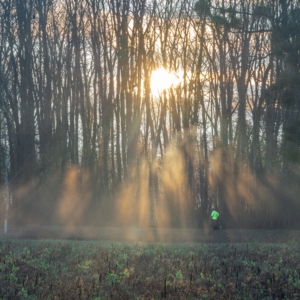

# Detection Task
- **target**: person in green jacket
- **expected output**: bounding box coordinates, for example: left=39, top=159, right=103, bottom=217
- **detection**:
left=211, top=209, right=220, bottom=229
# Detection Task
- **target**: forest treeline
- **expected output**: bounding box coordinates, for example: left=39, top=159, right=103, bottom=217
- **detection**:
left=0, top=0, right=300, bottom=229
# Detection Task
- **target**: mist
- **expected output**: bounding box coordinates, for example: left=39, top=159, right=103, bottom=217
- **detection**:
left=1, top=135, right=299, bottom=242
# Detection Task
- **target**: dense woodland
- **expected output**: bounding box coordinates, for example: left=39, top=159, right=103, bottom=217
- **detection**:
left=0, top=0, right=300, bottom=229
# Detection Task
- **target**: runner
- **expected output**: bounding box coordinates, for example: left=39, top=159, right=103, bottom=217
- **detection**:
left=211, top=209, right=220, bottom=229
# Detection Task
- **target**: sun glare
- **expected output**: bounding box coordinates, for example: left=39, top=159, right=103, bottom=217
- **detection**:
left=150, top=68, right=182, bottom=97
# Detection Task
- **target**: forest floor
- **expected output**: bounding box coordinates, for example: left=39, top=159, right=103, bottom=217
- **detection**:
left=3, top=226, right=300, bottom=243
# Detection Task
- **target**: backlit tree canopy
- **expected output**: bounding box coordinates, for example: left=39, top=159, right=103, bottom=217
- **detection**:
left=0, top=0, right=300, bottom=229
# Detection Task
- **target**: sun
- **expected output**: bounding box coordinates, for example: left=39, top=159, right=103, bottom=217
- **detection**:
left=150, top=68, right=182, bottom=97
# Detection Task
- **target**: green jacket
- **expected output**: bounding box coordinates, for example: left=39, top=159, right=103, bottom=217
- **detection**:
left=211, top=210, right=219, bottom=220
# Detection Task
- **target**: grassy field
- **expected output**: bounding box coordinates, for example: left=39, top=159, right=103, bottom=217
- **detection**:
left=0, top=228, right=300, bottom=299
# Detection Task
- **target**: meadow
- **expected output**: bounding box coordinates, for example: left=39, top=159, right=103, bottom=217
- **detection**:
left=0, top=228, right=300, bottom=299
